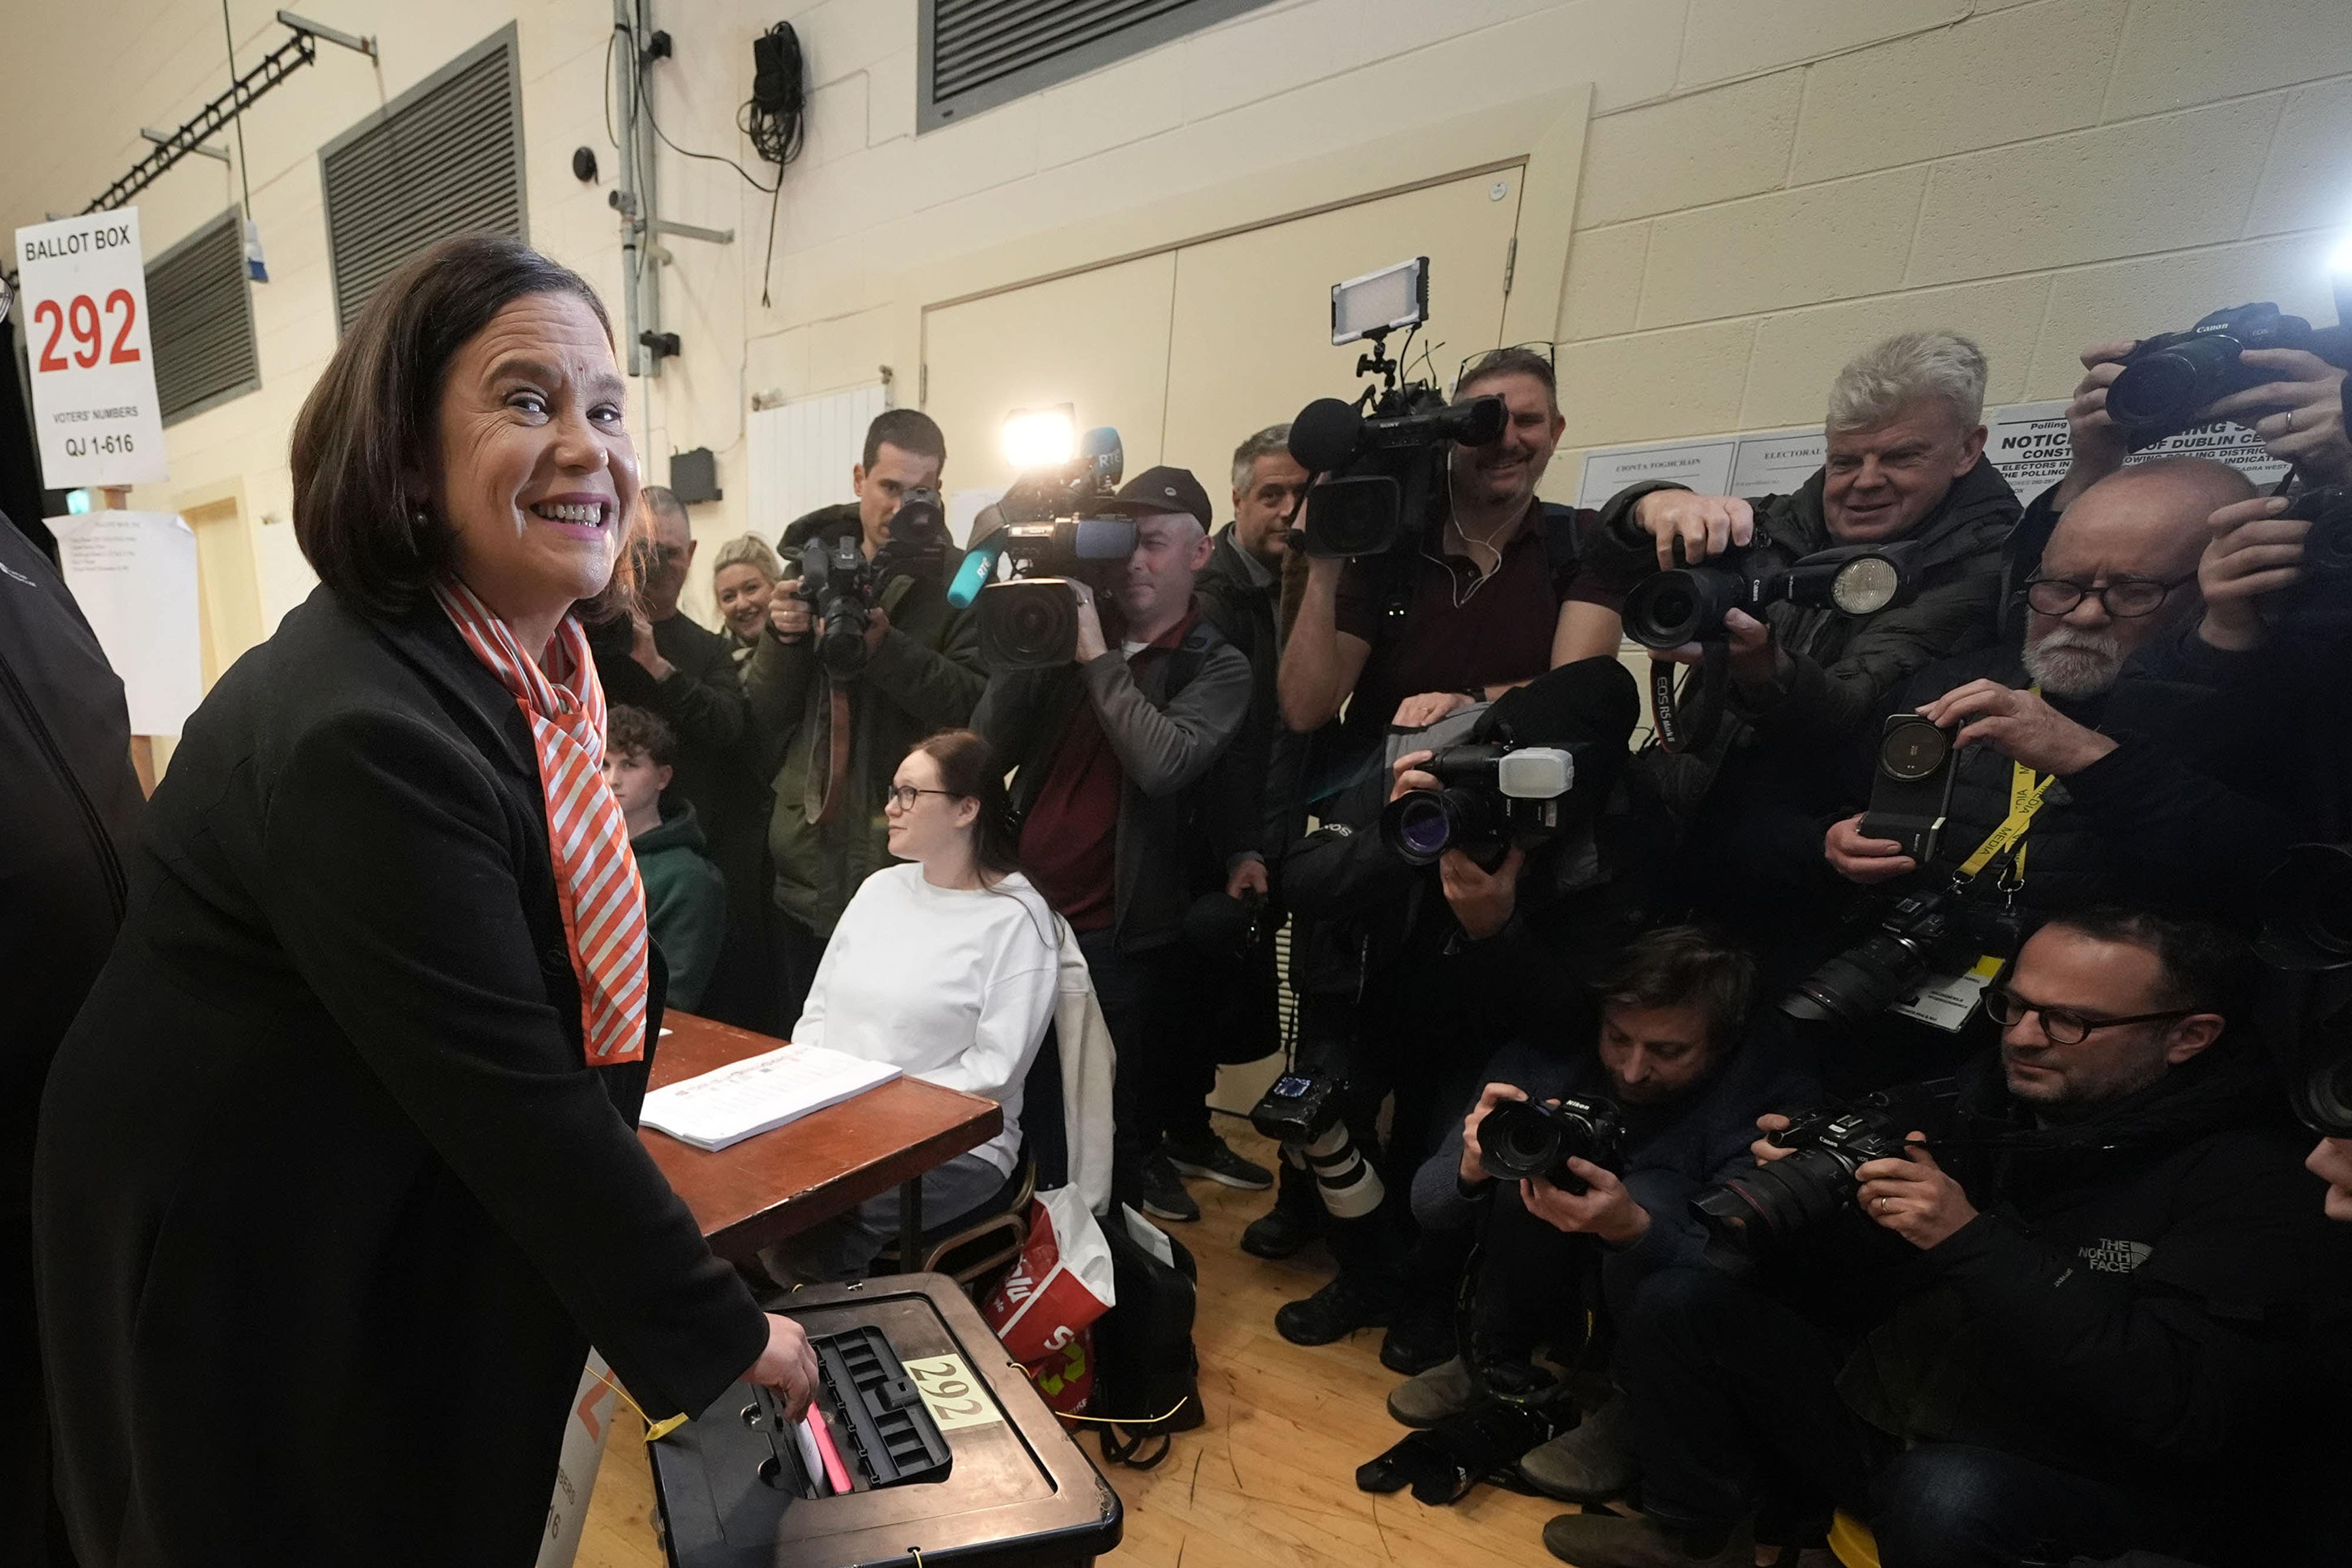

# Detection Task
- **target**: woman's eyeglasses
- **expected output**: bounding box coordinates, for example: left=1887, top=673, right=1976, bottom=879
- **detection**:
left=2022, top=574, right=2193, bottom=618
left=884, top=785, right=957, bottom=811
left=1983, top=987, right=2194, bottom=1045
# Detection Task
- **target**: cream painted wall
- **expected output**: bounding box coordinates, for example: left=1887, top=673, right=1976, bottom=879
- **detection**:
left=8, top=0, right=2351, bottom=643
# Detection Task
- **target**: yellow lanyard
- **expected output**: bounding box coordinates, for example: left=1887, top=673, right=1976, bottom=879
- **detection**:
left=1949, top=684, right=2059, bottom=883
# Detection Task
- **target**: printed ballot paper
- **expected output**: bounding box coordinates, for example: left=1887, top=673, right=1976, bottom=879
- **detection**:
left=639, top=1044, right=902, bottom=1151
left=49, top=510, right=201, bottom=736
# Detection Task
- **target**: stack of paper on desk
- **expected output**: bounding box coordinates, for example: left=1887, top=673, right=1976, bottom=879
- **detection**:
left=639, top=1044, right=902, bottom=1152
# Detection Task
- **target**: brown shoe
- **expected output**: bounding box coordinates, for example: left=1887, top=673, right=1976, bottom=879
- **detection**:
left=1541, top=1510, right=1752, bottom=1568
left=1518, top=1392, right=1636, bottom=1502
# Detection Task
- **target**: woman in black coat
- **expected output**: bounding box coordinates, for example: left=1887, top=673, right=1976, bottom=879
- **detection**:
left=32, top=237, right=817, bottom=1566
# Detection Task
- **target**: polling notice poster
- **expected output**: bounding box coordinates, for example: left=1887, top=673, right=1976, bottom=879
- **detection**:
left=14, top=209, right=167, bottom=487
left=49, top=510, right=199, bottom=735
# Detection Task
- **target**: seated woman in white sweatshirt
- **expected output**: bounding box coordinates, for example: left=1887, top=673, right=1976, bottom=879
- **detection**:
left=769, top=728, right=1058, bottom=1282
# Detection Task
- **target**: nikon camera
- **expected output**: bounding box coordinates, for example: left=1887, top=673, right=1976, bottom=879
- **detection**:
left=1477, top=1095, right=1625, bottom=1196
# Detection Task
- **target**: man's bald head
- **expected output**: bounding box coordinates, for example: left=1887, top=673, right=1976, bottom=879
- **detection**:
left=2049, top=458, right=2254, bottom=585
left=2024, top=458, right=2254, bottom=697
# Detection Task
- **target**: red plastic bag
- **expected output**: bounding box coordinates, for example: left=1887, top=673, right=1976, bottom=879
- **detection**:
left=981, top=1185, right=1115, bottom=1364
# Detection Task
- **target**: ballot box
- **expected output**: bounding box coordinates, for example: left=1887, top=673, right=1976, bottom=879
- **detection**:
left=650, top=1273, right=1122, bottom=1567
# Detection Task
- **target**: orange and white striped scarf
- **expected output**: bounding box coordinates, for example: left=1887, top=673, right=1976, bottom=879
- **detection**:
left=433, top=580, right=650, bottom=1064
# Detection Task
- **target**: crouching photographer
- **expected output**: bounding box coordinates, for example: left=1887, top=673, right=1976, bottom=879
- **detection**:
left=1541, top=908, right=2347, bottom=1568
left=1385, top=928, right=1818, bottom=1508
left=1252, top=659, right=1646, bottom=1361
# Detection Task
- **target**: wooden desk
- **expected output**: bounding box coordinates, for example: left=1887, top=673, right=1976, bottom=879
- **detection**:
left=641, top=1012, right=1003, bottom=1265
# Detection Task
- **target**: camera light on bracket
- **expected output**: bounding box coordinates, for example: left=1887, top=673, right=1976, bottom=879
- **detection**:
left=1830, top=553, right=1903, bottom=616
left=1001, top=404, right=1076, bottom=471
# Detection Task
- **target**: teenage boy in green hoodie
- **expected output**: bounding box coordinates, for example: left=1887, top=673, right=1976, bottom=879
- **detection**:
left=606, top=704, right=727, bottom=1012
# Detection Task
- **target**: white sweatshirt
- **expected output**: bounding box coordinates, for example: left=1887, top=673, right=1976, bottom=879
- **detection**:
left=791, top=864, right=1058, bottom=1175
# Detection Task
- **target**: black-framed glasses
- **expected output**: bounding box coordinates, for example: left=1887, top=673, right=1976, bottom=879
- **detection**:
left=1984, top=987, right=2194, bottom=1045
left=2022, top=574, right=2193, bottom=619
left=884, top=785, right=957, bottom=811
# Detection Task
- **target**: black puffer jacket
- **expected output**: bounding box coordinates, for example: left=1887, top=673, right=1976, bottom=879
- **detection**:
left=1840, top=1046, right=2347, bottom=1502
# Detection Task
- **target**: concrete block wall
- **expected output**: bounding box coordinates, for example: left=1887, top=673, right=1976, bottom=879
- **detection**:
left=6, top=0, right=2351, bottom=641
left=1550, top=0, right=2352, bottom=478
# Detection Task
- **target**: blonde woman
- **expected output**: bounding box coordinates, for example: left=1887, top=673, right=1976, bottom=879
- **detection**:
left=710, top=531, right=783, bottom=680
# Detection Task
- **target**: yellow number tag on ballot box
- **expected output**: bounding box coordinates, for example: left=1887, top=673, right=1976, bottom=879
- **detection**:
left=903, top=1353, right=1004, bottom=1433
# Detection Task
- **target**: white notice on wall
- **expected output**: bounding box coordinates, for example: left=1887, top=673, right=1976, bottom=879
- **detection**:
left=1984, top=402, right=2290, bottom=496
left=50, top=511, right=201, bottom=736
left=1729, top=427, right=1827, bottom=496
left=14, top=209, right=167, bottom=487
left=1576, top=438, right=1736, bottom=509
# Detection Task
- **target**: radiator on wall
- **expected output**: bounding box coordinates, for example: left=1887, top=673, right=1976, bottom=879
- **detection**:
left=746, top=382, right=889, bottom=547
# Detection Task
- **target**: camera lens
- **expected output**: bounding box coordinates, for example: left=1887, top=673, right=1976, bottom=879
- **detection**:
left=1690, top=1147, right=1861, bottom=1262
left=1625, top=567, right=1741, bottom=650
left=1780, top=929, right=1935, bottom=1028
left=1382, top=792, right=1455, bottom=865
left=2109, top=336, right=2237, bottom=434
left=2307, top=497, right=2352, bottom=575
left=1477, top=1102, right=1559, bottom=1183
left=1878, top=718, right=1950, bottom=783
left=2296, top=1046, right=2352, bottom=1139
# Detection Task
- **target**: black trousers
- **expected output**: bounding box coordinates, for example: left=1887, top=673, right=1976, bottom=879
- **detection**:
left=1470, top=1182, right=1594, bottom=1366
left=1616, top=1265, right=2196, bottom=1566
left=1076, top=928, right=1186, bottom=1208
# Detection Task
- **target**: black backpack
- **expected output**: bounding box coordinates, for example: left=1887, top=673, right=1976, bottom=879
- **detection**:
left=1087, top=1209, right=1204, bottom=1468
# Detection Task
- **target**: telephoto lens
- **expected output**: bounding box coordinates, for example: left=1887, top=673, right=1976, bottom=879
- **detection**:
left=1299, top=1119, right=1384, bottom=1218
left=1688, top=1104, right=1912, bottom=1266
left=1780, top=891, right=1954, bottom=1028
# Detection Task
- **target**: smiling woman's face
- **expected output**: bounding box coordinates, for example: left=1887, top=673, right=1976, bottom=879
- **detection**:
left=432, top=291, right=639, bottom=631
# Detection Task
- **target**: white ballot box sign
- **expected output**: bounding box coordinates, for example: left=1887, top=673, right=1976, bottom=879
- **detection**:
left=538, top=1352, right=619, bottom=1568
left=51, top=510, right=201, bottom=736
left=15, top=209, right=168, bottom=487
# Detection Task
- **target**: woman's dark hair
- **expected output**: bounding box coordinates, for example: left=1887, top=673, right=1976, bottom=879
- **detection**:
left=1596, top=925, right=1758, bottom=1051
left=289, top=235, right=645, bottom=620
left=912, top=728, right=1020, bottom=879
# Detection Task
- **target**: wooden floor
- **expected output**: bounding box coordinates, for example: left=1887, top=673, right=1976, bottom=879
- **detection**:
left=578, top=1122, right=1576, bottom=1567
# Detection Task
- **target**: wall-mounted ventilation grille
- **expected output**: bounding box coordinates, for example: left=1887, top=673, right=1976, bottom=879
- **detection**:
left=148, top=209, right=259, bottom=426
left=921, top=0, right=1270, bottom=132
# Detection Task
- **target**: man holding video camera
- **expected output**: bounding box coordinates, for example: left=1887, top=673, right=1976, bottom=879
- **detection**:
left=1278, top=346, right=1625, bottom=778
left=1391, top=928, right=1818, bottom=1501
left=971, top=466, right=1254, bottom=1216
left=749, top=409, right=985, bottom=1024
left=1541, top=908, right=2344, bottom=1568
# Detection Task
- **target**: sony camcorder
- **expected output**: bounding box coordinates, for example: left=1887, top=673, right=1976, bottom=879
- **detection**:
left=954, top=428, right=1136, bottom=668
left=1287, top=256, right=1508, bottom=560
